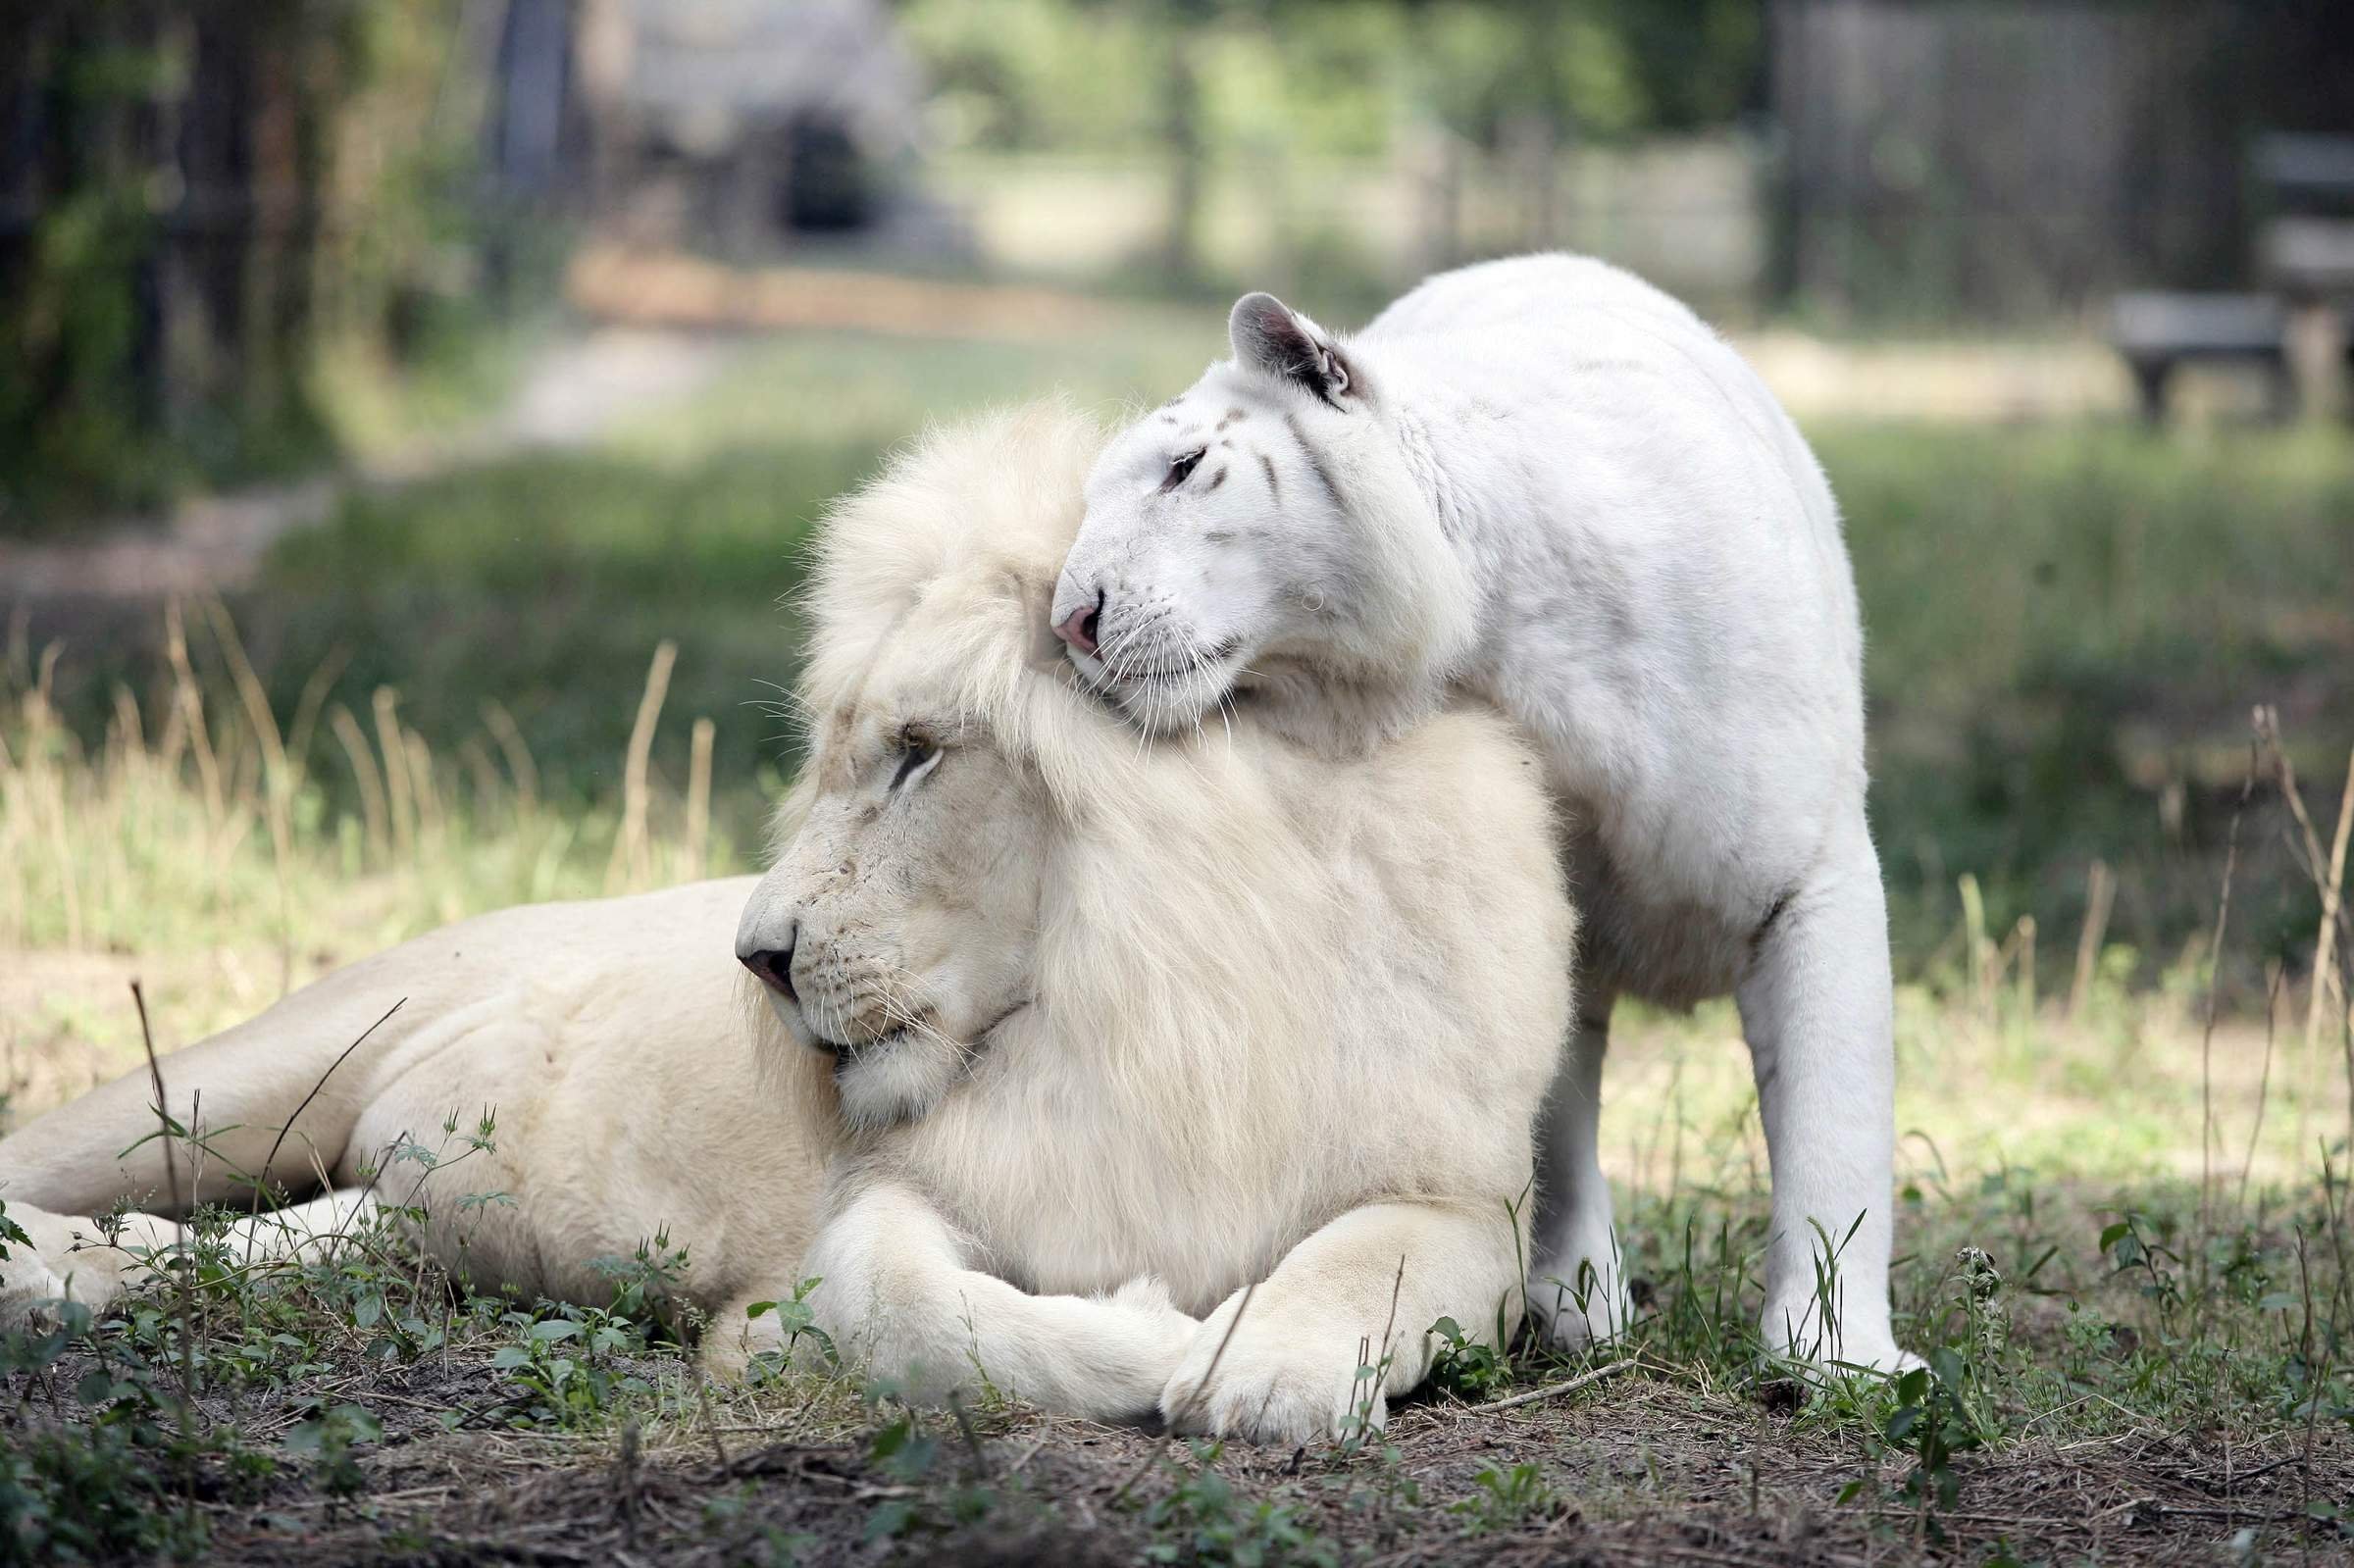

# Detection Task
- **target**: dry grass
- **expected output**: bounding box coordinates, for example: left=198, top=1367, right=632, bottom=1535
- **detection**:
left=0, top=608, right=729, bottom=1099
left=4, top=618, right=2354, bottom=1567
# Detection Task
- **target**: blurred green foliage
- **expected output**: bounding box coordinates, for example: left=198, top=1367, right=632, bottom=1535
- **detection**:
left=0, top=3, right=502, bottom=532
left=1, top=0, right=1766, bottom=528
left=907, top=0, right=1763, bottom=155
left=1824, top=422, right=2354, bottom=980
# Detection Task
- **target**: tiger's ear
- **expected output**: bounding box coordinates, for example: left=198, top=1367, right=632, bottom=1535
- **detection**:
left=1228, top=292, right=1354, bottom=404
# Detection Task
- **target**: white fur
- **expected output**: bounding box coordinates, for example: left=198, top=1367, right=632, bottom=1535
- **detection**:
left=739, top=402, right=1574, bottom=1434
left=1052, top=255, right=1915, bottom=1372
left=2, top=404, right=1574, bottom=1442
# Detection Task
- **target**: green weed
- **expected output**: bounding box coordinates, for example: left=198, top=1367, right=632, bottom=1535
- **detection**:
left=1450, top=1462, right=1556, bottom=1535
left=1424, top=1315, right=1509, bottom=1402
left=1141, top=1442, right=1337, bottom=1568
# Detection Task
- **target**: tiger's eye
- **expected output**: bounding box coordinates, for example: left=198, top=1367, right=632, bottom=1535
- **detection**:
left=1162, top=448, right=1206, bottom=490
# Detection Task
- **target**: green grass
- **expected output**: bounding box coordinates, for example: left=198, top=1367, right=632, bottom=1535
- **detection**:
left=31, top=327, right=1218, bottom=856
left=30, top=326, right=2348, bottom=987
left=1, top=1013, right=2348, bottom=1564
left=0, top=996, right=2348, bottom=1562
left=5, top=496, right=2354, bottom=1560
left=1823, top=422, right=2354, bottom=979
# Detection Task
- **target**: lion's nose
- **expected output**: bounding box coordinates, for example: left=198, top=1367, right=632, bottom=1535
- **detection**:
left=737, top=922, right=797, bottom=1000
left=1053, top=588, right=1103, bottom=656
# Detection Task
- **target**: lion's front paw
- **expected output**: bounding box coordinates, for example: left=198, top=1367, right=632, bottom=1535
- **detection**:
left=1159, top=1289, right=1388, bottom=1444
left=1103, top=1276, right=1202, bottom=1389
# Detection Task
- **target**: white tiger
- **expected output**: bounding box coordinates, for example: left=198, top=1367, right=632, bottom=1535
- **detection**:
left=1049, top=254, right=1915, bottom=1374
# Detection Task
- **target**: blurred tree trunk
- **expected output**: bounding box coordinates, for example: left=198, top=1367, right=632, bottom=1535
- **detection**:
left=1158, top=1, right=1209, bottom=285
left=0, top=1, right=369, bottom=528
left=1516, top=0, right=1563, bottom=250
left=0, top=4, right=172, bottom=517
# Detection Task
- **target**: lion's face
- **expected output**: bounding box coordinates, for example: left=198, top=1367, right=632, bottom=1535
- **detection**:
left=736, top=691, right=1049, bottom=1128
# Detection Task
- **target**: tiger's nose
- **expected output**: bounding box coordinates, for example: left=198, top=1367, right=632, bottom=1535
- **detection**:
left=737, top=923, right=797, bottom=1000
left=1053, top=589, right=1103, bottom=656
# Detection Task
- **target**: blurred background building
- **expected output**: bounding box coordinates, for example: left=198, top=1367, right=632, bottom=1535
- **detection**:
left=569, top=0, right=946, bottom=255
left=1770, top=0, right=2354, bottom=318
left=6, top=0, right=2352, bottom=527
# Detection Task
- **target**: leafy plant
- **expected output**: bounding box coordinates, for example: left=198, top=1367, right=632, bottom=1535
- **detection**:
left=0, top=1199, right=30, bottom=1260
left=1452, top=1462, right=1556, bottom=1535
left=1142, top=1442, right=1337, bottom=1568
left=1878, top=1351, right=1990, bottom=1530
left=2100, top=1213, right=2185, bottom=1325
left=742, top=1276, right=838, bottom=1377
left=0, top=1419, right=212, bottom=1563
left=283, top=1398, right=384, bottom=1505
left=491, top=1306, right=649, bottom=1429
left=1425, top=1314, right=1509, bottom=1401
left=592, top=1229, right=691, bottom=1324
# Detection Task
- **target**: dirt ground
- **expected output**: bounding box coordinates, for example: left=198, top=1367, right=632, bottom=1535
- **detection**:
left=27, top=1352, right=2339, bottom=1567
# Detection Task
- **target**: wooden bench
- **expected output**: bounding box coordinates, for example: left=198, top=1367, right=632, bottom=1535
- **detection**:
left=2108, top=291, right=2292, bottom=423
left=2252, top=133, right=2354, bottom=218
left=2264, top=218, right=2354, bottom=301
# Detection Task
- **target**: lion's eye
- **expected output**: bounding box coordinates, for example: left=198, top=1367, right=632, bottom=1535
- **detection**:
left=1160, top=448, right=1206, bottom=491
left=890, top=738, right=941, bottom=791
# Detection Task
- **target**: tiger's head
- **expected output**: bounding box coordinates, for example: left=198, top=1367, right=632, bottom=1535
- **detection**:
left=1049, top=293, right=1473, bottom=750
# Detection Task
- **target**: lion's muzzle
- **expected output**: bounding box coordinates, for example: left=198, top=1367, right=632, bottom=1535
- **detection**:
left=737, top=920, right=797, bottom=1003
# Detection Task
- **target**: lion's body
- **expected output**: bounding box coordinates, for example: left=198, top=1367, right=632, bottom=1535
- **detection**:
left=742, top=403, right=1572, bottom=1435
left=0, top=879, right=832, bottom=1325
left=2, top=403, right=1572, bottom=1442
left=886, top=710, right=1561, bottom=1314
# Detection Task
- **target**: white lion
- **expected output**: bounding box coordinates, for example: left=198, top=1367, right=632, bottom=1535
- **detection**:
left=0, top=402, right=1572, bottom=1442
left=1049, top=254, right=1913, bottom=1373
